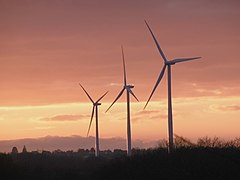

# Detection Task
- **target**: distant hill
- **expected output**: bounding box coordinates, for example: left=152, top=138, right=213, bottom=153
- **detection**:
left=0, top=135, right=158, bottom=153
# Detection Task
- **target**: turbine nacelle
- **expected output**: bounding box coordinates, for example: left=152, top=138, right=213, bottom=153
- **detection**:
left=125, top=85, right=134, bottom=89
left=94, top=102, right=101, bottom=106
left=165, top=60, right=176, bottom=65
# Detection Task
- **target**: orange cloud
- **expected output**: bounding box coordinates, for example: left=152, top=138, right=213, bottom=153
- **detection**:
left=217, top=105, right=240, bottom=111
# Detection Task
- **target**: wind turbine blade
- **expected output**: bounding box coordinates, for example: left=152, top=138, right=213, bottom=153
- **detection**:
left=144, top=64, right=167, bottom=109
left=79, top=83, right=94, bottom=103
left=96, top=91, right=109, bottom=103
left=171, top=57, right=201, bottom=64
left=105, top=88, right=125, bottom=112
left=121, top=46, right=127, bottom=86
left=87, top=106, right=95, bottom=136
left=144, top=20, right=167, bottom=62
left=128, top=89, right=139, bottom=102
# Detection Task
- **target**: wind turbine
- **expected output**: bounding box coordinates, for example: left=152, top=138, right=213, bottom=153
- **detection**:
left=106, top=46, right=139, bottom=156
left=144, top=20, right=201, bottom=153
left=79, top=84, right=108, bottom=157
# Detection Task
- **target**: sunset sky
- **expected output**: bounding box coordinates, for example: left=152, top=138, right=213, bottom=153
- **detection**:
left=0, top=0, right=240, bottom=147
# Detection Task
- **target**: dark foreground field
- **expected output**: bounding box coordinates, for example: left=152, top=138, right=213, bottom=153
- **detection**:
left=1, top=137, right=240, bottom=180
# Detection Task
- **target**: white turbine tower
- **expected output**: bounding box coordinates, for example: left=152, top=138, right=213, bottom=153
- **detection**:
left=106, top=46, right=139, bottom=157
left=144, top=20, right=201, bottom=153
left=79, top=84, right=108, bottom=157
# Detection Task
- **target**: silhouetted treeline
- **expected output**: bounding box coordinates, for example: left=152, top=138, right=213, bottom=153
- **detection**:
left=0, top=136, right=240, bottom=180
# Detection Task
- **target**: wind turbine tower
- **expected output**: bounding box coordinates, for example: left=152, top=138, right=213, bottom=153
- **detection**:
left=106, top=46, right=139, bottom=156
left=144, top=20, right=201, bottom=153
left=79, top=84, right=108, bottom=157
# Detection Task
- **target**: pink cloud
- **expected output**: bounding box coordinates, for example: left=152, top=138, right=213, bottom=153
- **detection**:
left=40, top=114, right=89, bottom=121
left=1, top=0, right=240, bottom=107
left=132, top=110, right=167, bottom=122
left=135, top=110, right=161, bottom=115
